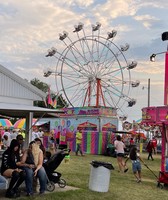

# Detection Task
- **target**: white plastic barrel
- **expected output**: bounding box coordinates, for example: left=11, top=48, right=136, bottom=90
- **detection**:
left=89, top=161, right=113, bottom=192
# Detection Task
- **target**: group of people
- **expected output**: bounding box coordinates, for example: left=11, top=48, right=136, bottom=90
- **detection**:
left=0, top=127, right=26, bottom=150
left=0, top=136, right=48, bottom=198
left=114, top=135, right=146, bottom=183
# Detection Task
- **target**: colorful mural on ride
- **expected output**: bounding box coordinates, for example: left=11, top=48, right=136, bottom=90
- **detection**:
left=43, top=107, right=118, bottom=155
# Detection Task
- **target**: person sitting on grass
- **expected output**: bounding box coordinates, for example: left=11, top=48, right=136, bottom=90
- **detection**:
left=124, top=146, right=144, bottom=183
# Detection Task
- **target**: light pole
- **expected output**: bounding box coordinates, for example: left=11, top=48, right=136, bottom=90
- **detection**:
left=142, top=78, right=150, bottom=107
left=147, top=78, right=150, bottom=107
left=149, top=31, right=168, bottom=172
left=150, top=51, right=168, bottom=105
left=150, top=32, right=168, bottom=105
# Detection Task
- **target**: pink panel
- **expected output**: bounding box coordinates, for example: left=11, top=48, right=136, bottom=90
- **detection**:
left=142, top=107, right=157, bottom=123
left=158, top=107, right=168, bottom=123
left=164, top=52, right=168, bottom=105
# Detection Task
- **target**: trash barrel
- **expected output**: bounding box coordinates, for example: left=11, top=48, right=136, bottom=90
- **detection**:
left=89, top=160, right=114, bottom=192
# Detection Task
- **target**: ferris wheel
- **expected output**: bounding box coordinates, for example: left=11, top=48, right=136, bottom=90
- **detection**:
left=44, top=22, right=140, bottom=117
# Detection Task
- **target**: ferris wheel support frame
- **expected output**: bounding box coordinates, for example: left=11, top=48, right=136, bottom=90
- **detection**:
left=83, top=78, right=106, bottom=107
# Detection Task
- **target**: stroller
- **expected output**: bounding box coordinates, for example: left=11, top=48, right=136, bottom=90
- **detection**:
left=43, top=149, right=70, bottom=192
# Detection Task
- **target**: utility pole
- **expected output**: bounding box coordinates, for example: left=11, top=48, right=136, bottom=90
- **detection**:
left=148, top=78, right=150, bottom=107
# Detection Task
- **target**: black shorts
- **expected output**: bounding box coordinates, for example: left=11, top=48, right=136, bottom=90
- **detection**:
left=117, top=153, right=124, bottom=157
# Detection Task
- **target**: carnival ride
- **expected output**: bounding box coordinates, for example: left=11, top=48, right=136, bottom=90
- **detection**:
left=44, top=22, right=140, bottom=118
left=141, top=32, right=168, bottom=188
left=44, top=22, right=141, bottom=155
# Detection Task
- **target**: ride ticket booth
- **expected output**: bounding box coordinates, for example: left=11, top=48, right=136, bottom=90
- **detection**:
left=142, top=106, right=168, bottom=187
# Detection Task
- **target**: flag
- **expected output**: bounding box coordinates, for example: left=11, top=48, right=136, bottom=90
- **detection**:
left=53, top=97, right=57, bottom=108
left=53, top=93, right=59, bottom=109
left=47, top=87, right=53, bottom=106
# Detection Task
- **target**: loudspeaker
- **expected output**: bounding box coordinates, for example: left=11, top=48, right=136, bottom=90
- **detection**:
left=162, top=32, right=168, bottom=41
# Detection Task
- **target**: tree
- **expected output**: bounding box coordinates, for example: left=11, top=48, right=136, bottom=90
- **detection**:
left=30, top=78, right=68, bottom=108
left=30, top=78, right=49, bottom=93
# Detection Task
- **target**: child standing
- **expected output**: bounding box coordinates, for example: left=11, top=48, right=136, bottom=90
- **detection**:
left=125, top=146, right=143, bottom=183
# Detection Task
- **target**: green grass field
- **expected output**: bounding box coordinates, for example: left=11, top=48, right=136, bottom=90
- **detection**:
left=10, top=152, right=168, bottom=200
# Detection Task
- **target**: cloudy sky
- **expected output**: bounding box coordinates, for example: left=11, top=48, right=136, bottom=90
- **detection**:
left=0, top=0, right=168, bottom=123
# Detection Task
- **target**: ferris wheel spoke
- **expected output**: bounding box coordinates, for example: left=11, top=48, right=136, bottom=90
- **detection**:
left=103, top=85, right=124, bottom=99
left=61, top=61, right=93, bottom=79
left=75, top=32, right=88, bottom=62
left=60, top=55, right=91, bottom=77
left=63, top=81, right=88, bottom=106
left=55, top=51, right=84, bottom=73
left=61, top=73, right=83, bottom=79
left=100, top=38, right=127, bottom=71
left=104, top=85, right=132, bottom=105
left=80, top=38, right=97, bottom=69
left=103, top=90, right=119, bottom=108
left=101, top=64, right=129, bottom=78
left=62, top=77, right=88, bottom=89
left=63, top=42, right=87, bottom=69
left=61, top=43, right=97, bottom=76
left=100, top=51, right=122, bottom=73
left=104, top=91, right=125, bottom=109
left=100, top=52, right=122, bottom=72
left=80, top=28, right=96, bottom=69
left=101, top=77, right=125, bottom=88
left=60, top=37, right=95, bottom=72
left=99, top=59, right=121, bottom=77
left=91, top=29, right=102, bottom=72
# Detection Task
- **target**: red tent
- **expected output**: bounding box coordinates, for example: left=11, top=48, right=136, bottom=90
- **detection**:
left=129, top=130, right=147, bottom=139
left=102, top=123, right=116, bottom=131
left=77, top=121, right=97, bottom=131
